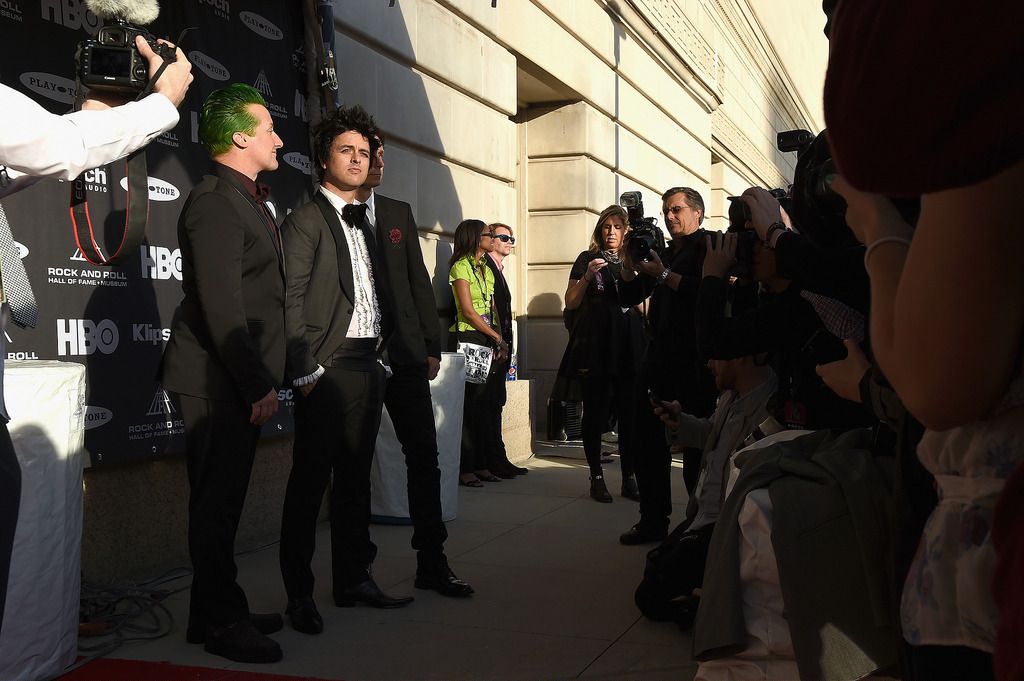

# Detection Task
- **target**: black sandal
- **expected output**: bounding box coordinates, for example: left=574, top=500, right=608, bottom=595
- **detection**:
left=459, top=477, right=484, bottom=488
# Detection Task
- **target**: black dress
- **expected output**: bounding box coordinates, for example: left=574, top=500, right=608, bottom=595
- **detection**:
left=555, top=251, right=643, bottom=477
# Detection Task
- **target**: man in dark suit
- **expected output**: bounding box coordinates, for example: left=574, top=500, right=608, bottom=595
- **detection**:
left=278, top=106, right=412, bottom=636
left=483, top=222, right=528, bottom=479
left=354, top=134, right=474, bottom=597
left=161, top=84, right=286, bottom=664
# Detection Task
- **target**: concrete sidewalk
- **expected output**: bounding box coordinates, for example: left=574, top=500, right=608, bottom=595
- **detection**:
left=104, top=448, right=697, bottom=681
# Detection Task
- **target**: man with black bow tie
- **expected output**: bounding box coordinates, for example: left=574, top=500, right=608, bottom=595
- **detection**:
left=278, top=106, right=411, bottom=636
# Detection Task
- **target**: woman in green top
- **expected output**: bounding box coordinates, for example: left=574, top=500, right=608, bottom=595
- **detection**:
left=449, top=219, right=508, bottom=487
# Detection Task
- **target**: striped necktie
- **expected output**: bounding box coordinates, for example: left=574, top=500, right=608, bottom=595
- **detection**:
left=0, top=201, right=38, bottom=329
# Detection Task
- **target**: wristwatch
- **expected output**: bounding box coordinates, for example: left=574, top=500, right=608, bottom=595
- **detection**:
left=656, top=268, right=671, bottom=285
left=764, top=221, right=786, bottom=247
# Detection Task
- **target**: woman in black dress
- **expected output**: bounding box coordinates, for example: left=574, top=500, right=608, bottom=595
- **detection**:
left=556, top=205, right=644, bottom=502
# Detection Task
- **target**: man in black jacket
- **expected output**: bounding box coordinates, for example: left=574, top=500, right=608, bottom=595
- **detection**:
left=617, top=187, right=717, bottom=545
left=278, top=107, right=412, bottom=636
left=353, top=133, right=474, bottom=597
left=161, top=84, right=286, bottom=664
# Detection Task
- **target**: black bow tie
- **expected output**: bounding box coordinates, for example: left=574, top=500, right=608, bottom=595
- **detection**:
left=254, top=182, right=271, bottom=204
left=342, top=202, right=368, bottom=227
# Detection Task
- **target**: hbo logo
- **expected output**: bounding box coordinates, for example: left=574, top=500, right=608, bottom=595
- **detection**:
left=141, top=245, right=182, bottom=280
left=57, top=319, right=119, bottom=356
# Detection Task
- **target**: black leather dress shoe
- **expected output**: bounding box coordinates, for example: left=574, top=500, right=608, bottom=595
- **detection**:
left=286, top=597, right=323, bottom=635
left=619, top=524, right=668, bottom=546
left=335, top=578, right=414, bottom=608
left=415, top=558, right=474, bottom=598
left=204, top=619, right=282, bottom=664
left=186, top=612, right=283, bottom=644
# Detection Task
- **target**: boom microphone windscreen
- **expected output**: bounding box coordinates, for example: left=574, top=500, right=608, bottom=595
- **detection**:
left=83, top=0, right=159, bottom=25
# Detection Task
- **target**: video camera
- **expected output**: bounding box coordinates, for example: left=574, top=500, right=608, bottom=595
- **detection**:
left=620, top=191, right=666, bottom=262
left=75, top=0, right=174, bottom=94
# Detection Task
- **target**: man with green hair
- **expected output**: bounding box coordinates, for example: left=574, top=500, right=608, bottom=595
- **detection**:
left=161, top=83, right=287, bottom=664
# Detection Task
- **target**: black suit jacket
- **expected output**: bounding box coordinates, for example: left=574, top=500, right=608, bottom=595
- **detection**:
left=372, top=193, right=441, bottom=367
left=283, top=190, right=394, bottom=381
left=161, top=164, right=287, bottom=404
left=484, top=254, right=513, bottom=353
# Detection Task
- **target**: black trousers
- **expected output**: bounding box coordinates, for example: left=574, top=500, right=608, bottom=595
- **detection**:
left=581, top=372, right=635, bottom=478
left=280, top=360, right=385, bottom=598
left=631, top=384, right=673, bottom=533
left=457, top=331, right=504, bottom=475
left=0, top=422, right=20, bottom=637
left=383, top=362, right=447, bottom=557
left=176, top=393, right=261, bottom=629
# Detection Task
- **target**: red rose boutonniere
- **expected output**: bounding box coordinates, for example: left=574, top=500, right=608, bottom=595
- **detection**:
left=389, top=228, right=402, bottom=245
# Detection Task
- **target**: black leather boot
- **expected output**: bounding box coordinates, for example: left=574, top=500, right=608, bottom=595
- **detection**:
left=589, top=475, right=613, bottom=503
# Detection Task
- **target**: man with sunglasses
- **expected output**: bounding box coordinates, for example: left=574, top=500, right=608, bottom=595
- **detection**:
left=484, top=223, right=528, bottom=478
left=354, top=133, right=473, bottom=598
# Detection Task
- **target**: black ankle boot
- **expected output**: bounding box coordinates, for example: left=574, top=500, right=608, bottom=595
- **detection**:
left=621, top=475, right=640, bottom=501
left=590, top=475, right=613, bottom=503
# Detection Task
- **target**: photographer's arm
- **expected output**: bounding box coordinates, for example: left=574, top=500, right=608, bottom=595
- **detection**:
left=834, top=162, right=1024, bottom=429
left=0, top=85, right=178, bottom=197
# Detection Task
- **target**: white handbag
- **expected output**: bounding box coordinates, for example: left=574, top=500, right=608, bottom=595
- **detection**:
left=457, top=342, right=493, bottom=384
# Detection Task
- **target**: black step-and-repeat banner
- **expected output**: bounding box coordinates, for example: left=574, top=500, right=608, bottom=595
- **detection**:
left=1, top=0, right=313, bottom=465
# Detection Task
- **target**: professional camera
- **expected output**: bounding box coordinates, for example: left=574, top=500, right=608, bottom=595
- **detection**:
left=75, top=0, right=173, bottom=93
left=620, top=191, right=666, bottom=262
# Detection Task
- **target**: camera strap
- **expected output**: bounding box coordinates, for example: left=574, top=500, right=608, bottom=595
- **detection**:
left=67, top=27, right=190, bottom=266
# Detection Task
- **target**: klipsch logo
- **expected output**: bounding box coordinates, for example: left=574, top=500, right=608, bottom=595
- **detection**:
left=1, top=1, right=24, bottom=23
left=84, top=406, right=113, bottom=430
left=40, top=0, right=100, bottom=33
left=119, top=176, right=180, bottom=201
left=19, top=72, right=77, bottom=104
left=140, top=245, right=182, bottom=280
left=81, top=167, right=108, bottom=193
left=56, top=318, right=119, bottom=356
left=133, top=323, right=170, bottom=345
left=189, top=51, right=230, bottom=81
left=197, top=0, right=229, bottom=20
left=14, top=241, right=27, bottom=258
left=284, top=152, right=311, bottom=176
left=240, top=11, right=282, bottom=40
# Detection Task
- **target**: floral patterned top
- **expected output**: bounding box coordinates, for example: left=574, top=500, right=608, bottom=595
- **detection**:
left=901, top=366, right=1024, bottom=651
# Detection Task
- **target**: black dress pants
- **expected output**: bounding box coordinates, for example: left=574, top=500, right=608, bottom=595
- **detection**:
left=581, top=372, right=635, bottom=478
left=0, top=422, right=20, bottom=637
left=280, top=360, right=385, bottom=599
left=383, top=362, right=447, bottom=556
left=631, top=379, right=673, bottom=533
left=177, top=393, right=261, bottom=629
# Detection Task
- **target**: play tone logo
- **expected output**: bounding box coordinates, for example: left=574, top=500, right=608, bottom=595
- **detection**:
left=119, top=176, right=180, bottom=201
left=284, top=152, right=311, bottom=176
left=189, top=51, right=230, bottom=81
left=19, top=72, right=77, bottom=104
left=240, top=11, right=282, bottom=40
left=84, top=406, right=113, bottom=430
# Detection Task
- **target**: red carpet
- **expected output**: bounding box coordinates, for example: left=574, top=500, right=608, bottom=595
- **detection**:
left=61, top=658, right=339, bottom=681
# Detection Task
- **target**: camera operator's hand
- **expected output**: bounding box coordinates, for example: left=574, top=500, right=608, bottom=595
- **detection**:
left=830, top=175, right=913, bottom=246
left=740, top=187, right=785, bottom=241
left=138, top=36, right=193, bottom=108
left=298, top=379, right=319, bottom=397
left=815, top=339, right=870, bottom=403
left=635, top=250, right=666, bottom=279
left=653, top=399, right=683, bottom=430
left=702, top=232, right=737, bottom=278
left=427, top=356, right=441, bottom=381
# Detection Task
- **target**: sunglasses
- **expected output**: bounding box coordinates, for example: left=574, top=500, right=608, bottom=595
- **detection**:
left=492, top=234, right=515, bottom=244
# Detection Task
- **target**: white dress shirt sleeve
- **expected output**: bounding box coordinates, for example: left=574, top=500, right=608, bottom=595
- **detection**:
left=0, top=84, right=179, bottom=197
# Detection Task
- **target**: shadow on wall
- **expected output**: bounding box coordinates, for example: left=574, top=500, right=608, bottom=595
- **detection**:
left=527, top=292, right=565, bottom=318
left=434, top=239, right=456, bottom=350
left=334, top=1, right=464, bottom=296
